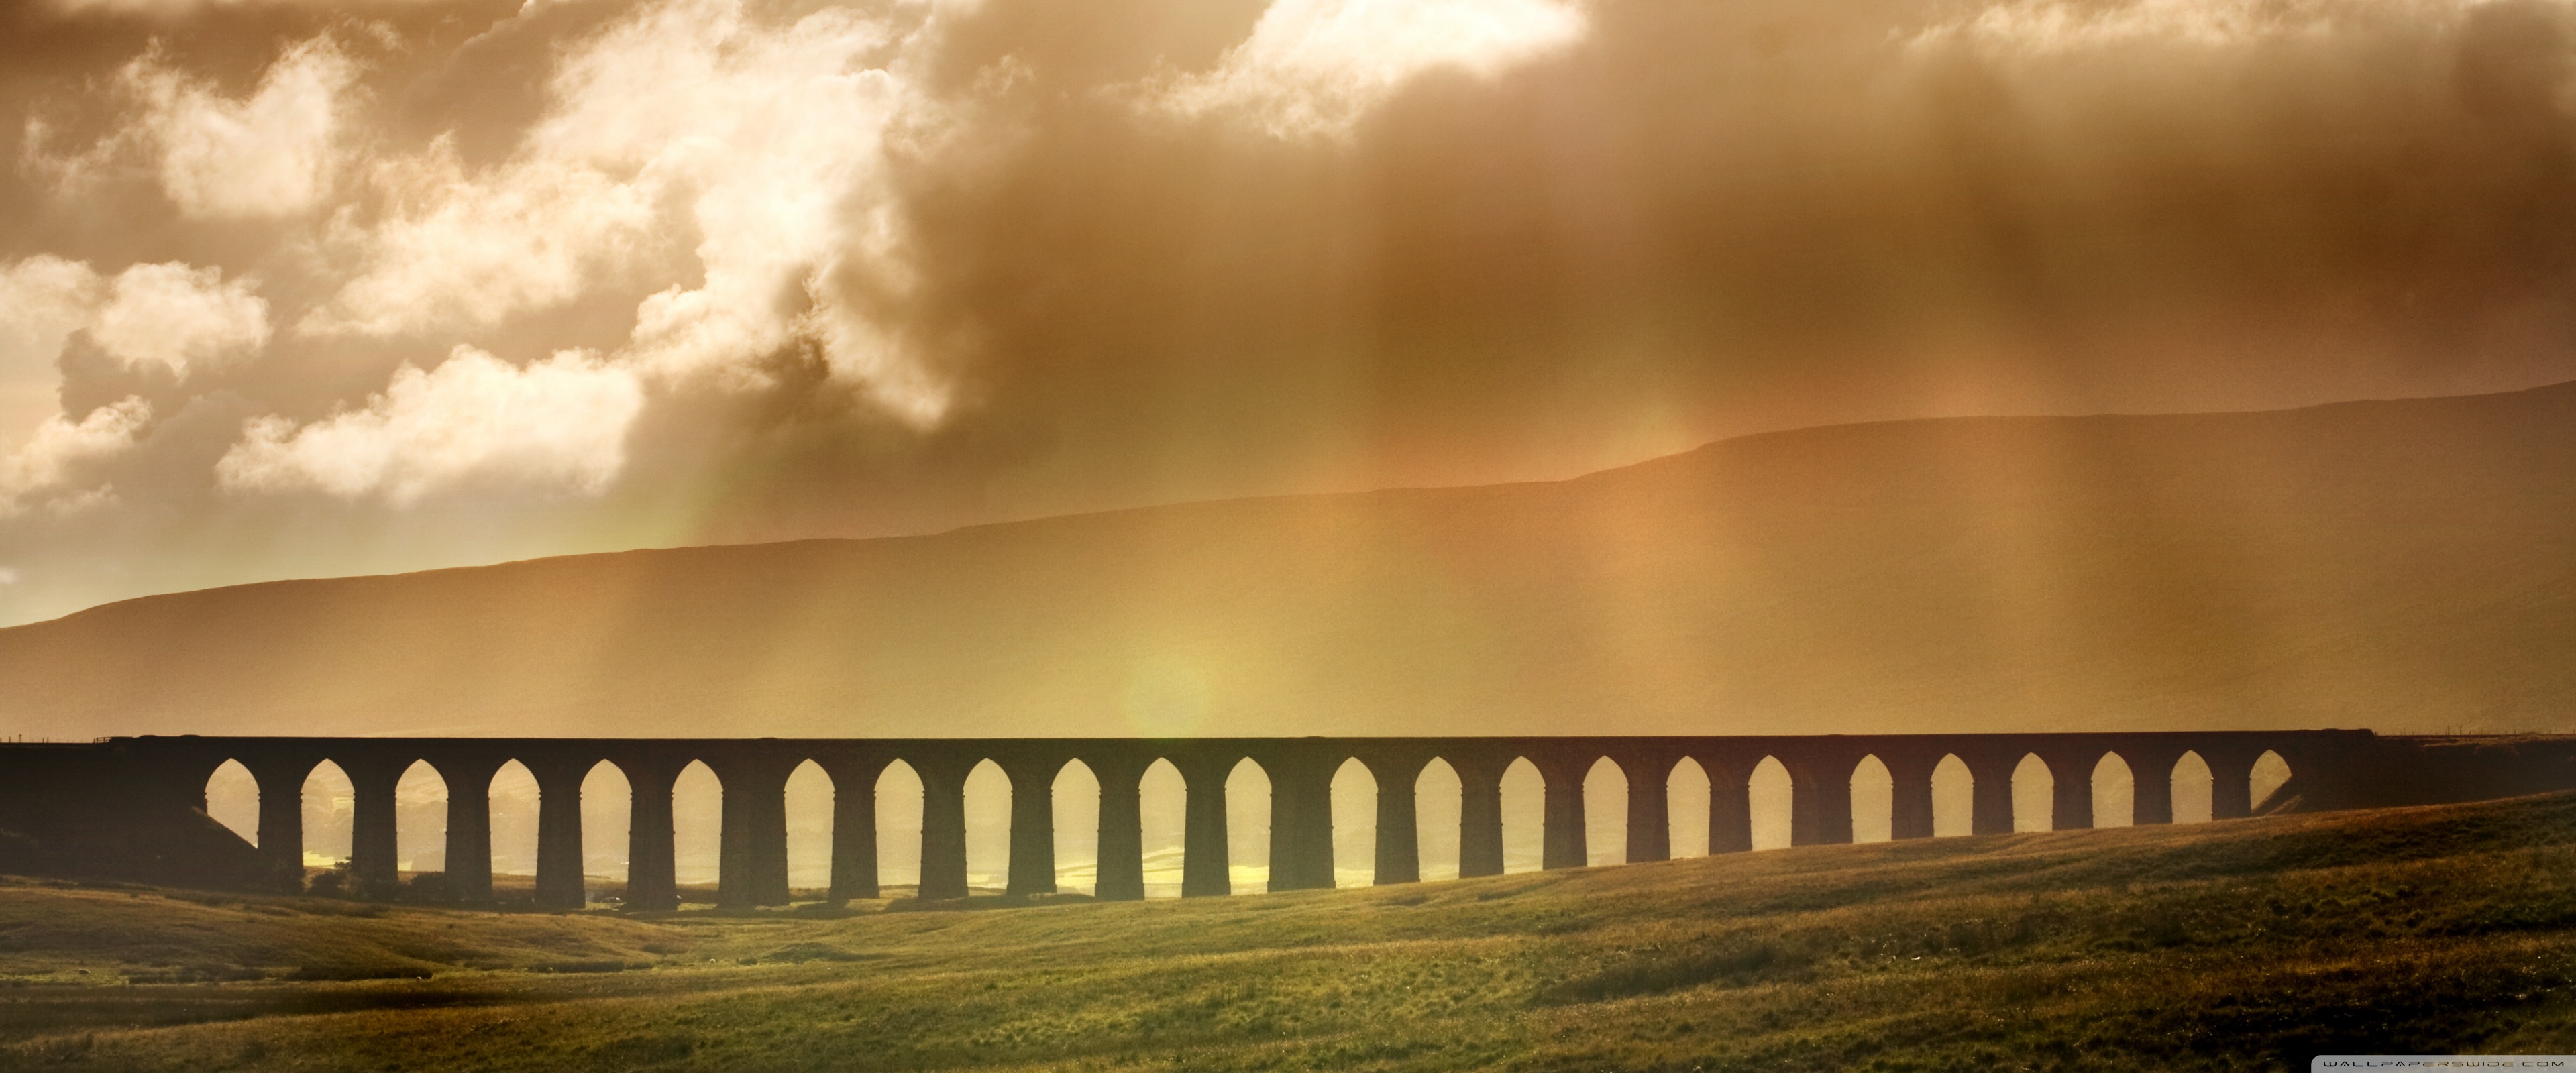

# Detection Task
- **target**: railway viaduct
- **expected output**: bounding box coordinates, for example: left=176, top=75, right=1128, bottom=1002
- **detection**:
left=78, top=730, right=2376, bottom=909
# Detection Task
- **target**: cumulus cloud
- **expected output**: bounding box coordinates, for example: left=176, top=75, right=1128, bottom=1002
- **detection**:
left=542, top=0, right=931, bottom=407
left=86, top=262, right=270, bottom=376
left=308, top=0, right=951, bottom=424
left=0, top=397, right=151, bottom=517
left=301, top=146, right=660, bottom=337
left=25, top=36, right=360, bottom=217
left=1923, top=0, right=2343, bottom=52
left=117, top=36, right=359, bottom=218
left=0, top=257, right=266, bottom=381
left=1152, top=0, right=1591, bottom=137
left=0, top=257, right=250, bottom=520
left=217, top=347, right=645, bottom=506
left=0, top=257, right=104, bottom=383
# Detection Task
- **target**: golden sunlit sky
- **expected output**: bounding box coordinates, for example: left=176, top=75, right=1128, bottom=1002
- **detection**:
left=4, top=0, right=2576, bottom=627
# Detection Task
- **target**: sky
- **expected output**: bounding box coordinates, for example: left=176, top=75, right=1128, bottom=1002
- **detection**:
left=4, top=0, right=2576, bottom=627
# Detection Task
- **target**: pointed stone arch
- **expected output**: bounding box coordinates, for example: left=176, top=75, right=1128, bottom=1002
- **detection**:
left=2251, top=749, right=2296, bottom=813
left=1223, top=756, right=1272, bottom=892
left=783, top=760, right=833, bottom=895
left=569, top=760, right=627, bottom=892
left=1051, top=757, right=1102, bottom=896
left=670, top=760, right=722, bottom=894
left=1415, top=756, right=1464, bottom=881
left=1328, top=757, right=1375, bottom=887
left=1140, top=757, right=1188, bottom=897
left=1666, top=757, right=1711, bottom=857
left=1499, top=756, right=1546, bottom=872
left=2092, top=753, right=2135, bottom=827
left=394, top=760, right=448, bottom=876
left=2172, top=750, right=2214, bottom=823
left=961, top=758, right=1012, bottom=894
left=1931, top=754, right=1974, bottom=836
left=301, top=759, right=356, bottom=875
left=875, top=759, right=924, bottom=893
left=1749, top=756, right=1792, bottom=850
left=1582, top=756, right=1627, bottom=866
left=204, top=759, right=258, bottom=845
left=2011, top=754, right=2053, bottom=832
left=482, top=760, right=543, bottom=892
left=1849, top=754, right=1894, bottom=844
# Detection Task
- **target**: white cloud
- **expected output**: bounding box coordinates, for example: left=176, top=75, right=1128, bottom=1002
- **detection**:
left=117, top=36, right=358, bottom=218
left=217, top=347, right=646, bottom=506
left=0, top=397, right=151, bottom=517
left=1919, top=0, right=2349, bottom=53
left=0, top=256, right=104, bottom=386
left=1155, top=0, right=1591, bottom=138
left=305, top=0, right=955, bottom=425
left=537, top=0, right=918, bottom=394
left=87, top=262, right=270, bottom=376
left=34, top=0, right=963, bottom=520
left=300, top=145, right=660, bottom=337
left=0, top=256, right=267, bottom=382
left=0, top=258, right=101, bottom=485
left=0, top=258, right=250, bottom=500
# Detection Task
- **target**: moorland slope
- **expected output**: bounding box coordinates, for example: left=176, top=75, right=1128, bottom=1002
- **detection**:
left=1, top=795, right=2573, bottom=1070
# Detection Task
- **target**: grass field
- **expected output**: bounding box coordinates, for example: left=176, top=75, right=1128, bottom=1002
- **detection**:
left=5, top=793, right=2575, bottom=1072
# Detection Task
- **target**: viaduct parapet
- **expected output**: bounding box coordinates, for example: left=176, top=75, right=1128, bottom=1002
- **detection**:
left=39, top=730, right=2384, bottom=909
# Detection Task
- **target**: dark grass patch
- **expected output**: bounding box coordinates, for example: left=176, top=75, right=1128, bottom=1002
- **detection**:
left=531, top=960, right=632, bottom=974
left=1539, top=936, right=1818, bottom=1003
left=290, top=964, right=434, bottom=981
left=0, top=982, right=518, bottom=1044
left=758, top=943, right=871, bottom=964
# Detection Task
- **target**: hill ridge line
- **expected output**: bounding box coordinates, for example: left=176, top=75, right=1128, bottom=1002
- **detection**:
left=25, top=376, right=2576, bottom=628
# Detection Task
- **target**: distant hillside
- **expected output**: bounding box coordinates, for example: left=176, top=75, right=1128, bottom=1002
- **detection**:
left=4, top=383, right=2575, bottom=738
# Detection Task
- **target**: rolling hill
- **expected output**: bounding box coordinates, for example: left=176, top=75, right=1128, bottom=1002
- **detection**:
left=3, top=382, right=2574, bottom=738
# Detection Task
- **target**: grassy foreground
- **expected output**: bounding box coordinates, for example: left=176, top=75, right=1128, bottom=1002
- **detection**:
left=5, top=795, right=2576, bottom=1072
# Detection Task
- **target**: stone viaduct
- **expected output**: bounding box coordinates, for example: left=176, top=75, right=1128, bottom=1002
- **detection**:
left=108, top=730, right=2370, bottom=910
